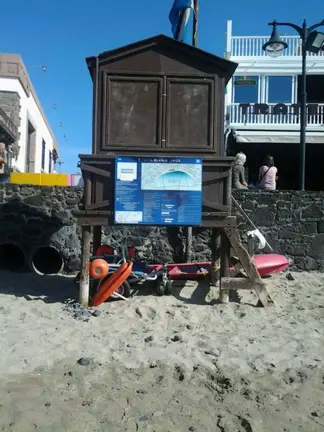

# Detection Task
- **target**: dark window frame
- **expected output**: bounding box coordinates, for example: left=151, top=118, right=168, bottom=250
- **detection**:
left=41, top=139, right=46, bottom=171
left=48, top=150, right=52, bottom=173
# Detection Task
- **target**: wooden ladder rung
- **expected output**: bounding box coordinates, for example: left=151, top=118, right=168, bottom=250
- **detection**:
left=221, top=277, right=255, bottom=290
left=223, top=226, right=275, bottom=307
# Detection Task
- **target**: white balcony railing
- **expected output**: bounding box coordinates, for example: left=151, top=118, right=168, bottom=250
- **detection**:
left=231, top=36, right=324, bottom=57
left=228, top=103, right=324, bottom=126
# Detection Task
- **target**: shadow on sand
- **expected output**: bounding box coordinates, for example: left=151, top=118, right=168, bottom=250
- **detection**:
left=171, top=280, right=242, bottom=305
left=132, top=279, right=242, bottom=306
left=0, top=270, right=77, bottom=304
left=1, top=269, right=262, bottom=307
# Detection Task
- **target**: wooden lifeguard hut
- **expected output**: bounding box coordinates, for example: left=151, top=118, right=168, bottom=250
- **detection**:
left=74, top=34, right=273, bottom=308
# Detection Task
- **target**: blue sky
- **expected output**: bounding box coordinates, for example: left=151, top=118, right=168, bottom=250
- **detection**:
left=2, top=0, right=323, bottom=173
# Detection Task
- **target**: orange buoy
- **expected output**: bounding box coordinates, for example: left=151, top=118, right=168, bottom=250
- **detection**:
left=92, top=261, right=133, bottom=307
left=89, top=259, right=109, bottom=280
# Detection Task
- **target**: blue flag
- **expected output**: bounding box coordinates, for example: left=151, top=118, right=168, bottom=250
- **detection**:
left=169, top=0, right=193, bottom=41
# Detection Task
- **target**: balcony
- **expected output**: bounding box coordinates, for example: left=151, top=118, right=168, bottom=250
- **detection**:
left=230, top=36, right=324, bottom=57
left=0, top=107, right=18, bottom=143
left=228, top=103, right=324, bottom=130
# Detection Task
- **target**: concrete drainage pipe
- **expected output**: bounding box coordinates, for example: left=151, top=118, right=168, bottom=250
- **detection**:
left=30, top=246, right=64, bottom=275
left=0, top=243, right=26, bottom=271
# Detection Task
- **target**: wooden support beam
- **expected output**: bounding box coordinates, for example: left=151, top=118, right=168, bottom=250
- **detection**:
left=186, top=226, right=192, bottom=262
left=221, top=277, right=254, bottom=291
left=247, top=236, right=254, bottom=257
left=202, top=171, right=229, bottom=186
left=83, top=171, right=92, bottom=208
left=201, top=216, right=236, bottom=228
left=80, top=163, right=111, bottom=178
left=93, top=226, right=102, bottom=256
left=78, top=217, right=112, bottom=226
left=75, top=212, right=236, bottom=229
left=79, top=226, right=91, bottom=308
left=220, top=230, right=231, bottom=304
left=74, top=210, right=113, bottom=226
left=202, top=212, right=229, bottom=217
left=218, top=167, right=232, bottom=304
left=211, top=228, right=221, bottom=286
left=202, top=199, right=230, bottom=212
left=74, top=210, right=112, bottom=215
left=79, top=159, right=113, bottom=166
left=224, top=227, right=274, bottom=307
left=85, top=200, right=110, bottom=211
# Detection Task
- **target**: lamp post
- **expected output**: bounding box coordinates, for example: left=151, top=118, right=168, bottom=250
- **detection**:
left=262, top=19, right=324, bottom=191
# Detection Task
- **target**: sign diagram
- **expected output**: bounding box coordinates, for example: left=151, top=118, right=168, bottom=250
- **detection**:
left=141, top=162, right=201, bottom=191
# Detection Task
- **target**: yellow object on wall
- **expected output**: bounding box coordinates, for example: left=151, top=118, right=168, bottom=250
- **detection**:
left=10, top=173, right=69, bottom=186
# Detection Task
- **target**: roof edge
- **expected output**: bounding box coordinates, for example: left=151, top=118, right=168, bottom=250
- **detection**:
left=0, top=53, right=59, bottom=153
left=85, top=34, right=238, bottom=82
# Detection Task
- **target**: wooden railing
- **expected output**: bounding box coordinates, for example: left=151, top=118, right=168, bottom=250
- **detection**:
left=231, top=35, right=324, bottom=57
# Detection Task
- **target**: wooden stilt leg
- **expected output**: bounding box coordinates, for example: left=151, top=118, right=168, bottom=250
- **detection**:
left=247, top=235, right=254, bottom=258
left=211, top=228, right=221, bottom=287
left=220, top=229, right=231, bottom=304
left=80, top=225, right=91, bottom=308
left=186, top=227, right=193, bottom=263
left=93, top=226, right=102, bottom=256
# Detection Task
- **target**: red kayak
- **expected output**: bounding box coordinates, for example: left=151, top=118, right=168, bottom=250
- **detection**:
left=253, top=254, right=292, bottom=277
left=147, top=254, right=292, bottom=280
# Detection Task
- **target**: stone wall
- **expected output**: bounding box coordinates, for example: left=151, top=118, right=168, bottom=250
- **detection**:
left=233, top=190, right=324, bottom=271
left=1, top=184, right=324, bottom=273
left=0, top=184, right=82, bottom=272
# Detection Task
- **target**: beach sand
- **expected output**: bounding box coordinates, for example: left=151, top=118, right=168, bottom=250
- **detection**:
left=0, top=270, right=323, bottom=431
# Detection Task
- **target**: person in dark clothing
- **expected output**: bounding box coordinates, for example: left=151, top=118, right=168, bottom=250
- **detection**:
left=232, top=152, right=248, bottom=189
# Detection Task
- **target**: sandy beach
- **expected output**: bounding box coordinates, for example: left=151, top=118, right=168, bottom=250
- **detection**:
left=0, top=270, right=323, bottom=431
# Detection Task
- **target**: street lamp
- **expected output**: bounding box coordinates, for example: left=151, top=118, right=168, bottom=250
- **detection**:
left=262, top=19, right=324, bottom=191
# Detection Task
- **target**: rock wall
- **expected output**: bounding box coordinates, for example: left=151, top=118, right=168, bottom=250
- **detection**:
left=1, top=184, right=324, bottom=272
left=233, top=190, right=324, bottom=271
left=0, top=185, right=82, bottom=272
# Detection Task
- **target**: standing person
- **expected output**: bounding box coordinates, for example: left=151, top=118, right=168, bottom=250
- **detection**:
left=258, top=155, right=278, bottom=190
left=232, top=152, right=248, bottom=190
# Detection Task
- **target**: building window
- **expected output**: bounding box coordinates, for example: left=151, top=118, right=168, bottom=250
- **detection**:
left=48, top=150, right=52, bottom=173
left=233, top=76, right=259, bottom=103
left=298, top=75, right=324, bottom=103
left=41, top=139, right=46, bottom=171
left=267, top=76, right=293, bottom=103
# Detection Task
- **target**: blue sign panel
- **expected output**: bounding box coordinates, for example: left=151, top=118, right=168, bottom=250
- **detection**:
left=114, top=156, right=202, bottom=226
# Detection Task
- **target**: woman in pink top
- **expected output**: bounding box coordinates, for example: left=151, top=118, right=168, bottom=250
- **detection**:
left=258, top=155, right=278, bottom=190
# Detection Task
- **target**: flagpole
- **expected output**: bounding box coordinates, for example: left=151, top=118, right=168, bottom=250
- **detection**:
left=192, top=0, right=199, bottom=47
left=185, top=0, right=199, bottom=263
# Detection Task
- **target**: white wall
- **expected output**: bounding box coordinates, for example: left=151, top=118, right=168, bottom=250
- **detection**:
left=0, top=76, right=56, bottom=173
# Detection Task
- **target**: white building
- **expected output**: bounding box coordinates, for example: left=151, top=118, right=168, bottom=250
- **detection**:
left=0, top=53, right=59, bottom=175
left=224, top=20, right=324, bottom=190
